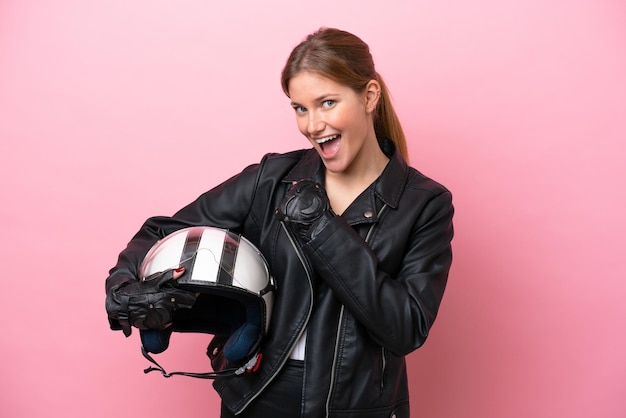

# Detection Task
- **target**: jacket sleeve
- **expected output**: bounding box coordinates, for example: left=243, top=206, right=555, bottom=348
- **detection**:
left=301, top=189, right=454, bottom=356
left=104, top=159, right=265, bottom=330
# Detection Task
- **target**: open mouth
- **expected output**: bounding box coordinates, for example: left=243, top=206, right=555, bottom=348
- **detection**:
left=315, top=134, right=341, bottom=154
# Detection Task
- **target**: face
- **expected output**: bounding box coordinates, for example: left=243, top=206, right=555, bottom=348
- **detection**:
left=287, top=71, right=381, bottom=175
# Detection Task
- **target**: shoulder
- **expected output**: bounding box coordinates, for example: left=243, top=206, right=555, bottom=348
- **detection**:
left=244, top=149, right=314, bottom=189
left=405, top=166, right=452, bottom=198
left=258, top=148, right=321, bottom=183
left=400, top=166, right=454, bottom=219
left=260, top=149, right=309, bottom=167
left=234, top=149, right=309, bottom=181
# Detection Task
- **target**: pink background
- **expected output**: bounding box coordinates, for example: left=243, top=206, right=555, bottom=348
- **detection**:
left=1, top=1, right=625, bottom=417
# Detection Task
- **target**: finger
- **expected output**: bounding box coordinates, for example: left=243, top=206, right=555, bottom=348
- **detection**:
left=172, top=266, right=186, bottom=280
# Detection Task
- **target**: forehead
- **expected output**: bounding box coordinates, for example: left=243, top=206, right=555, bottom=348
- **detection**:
left=287, top=71, right=353, bottom=102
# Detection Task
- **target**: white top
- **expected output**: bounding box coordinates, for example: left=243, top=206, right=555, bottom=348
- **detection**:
left=289, top=329, right=307, bottom=360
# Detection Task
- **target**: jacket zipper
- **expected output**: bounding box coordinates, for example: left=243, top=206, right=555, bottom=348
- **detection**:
left=325, top=305, right=345, bottom=417
left=380, top=347, right=386, bottom=388
left=235, top=223, right=315, bottom=414
left=324, top=204, right=389, bottom=416
left=367, top=205, right=388, bottom=390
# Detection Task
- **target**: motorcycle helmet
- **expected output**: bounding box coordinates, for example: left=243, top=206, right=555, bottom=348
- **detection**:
left=138, top=226, right=275, bottom=378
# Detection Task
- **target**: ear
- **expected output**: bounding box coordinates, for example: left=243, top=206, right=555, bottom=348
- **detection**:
left=364, top=79, right=382, bottom=113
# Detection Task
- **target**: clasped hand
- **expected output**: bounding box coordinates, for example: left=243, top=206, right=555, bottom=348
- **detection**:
left=105, top=267, right=196, bottom=337
left=275, top=179, right=335, bottom=241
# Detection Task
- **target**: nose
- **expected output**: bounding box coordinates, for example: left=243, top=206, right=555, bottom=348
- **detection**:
left=307, top=111, right=325, bottom=135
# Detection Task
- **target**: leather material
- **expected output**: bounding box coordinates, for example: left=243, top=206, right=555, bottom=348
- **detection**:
left=105, top=270, right=196, bottom=336
left=105, top=139, right=454, bottom=418
left=275, top=179, right=335, bottom=241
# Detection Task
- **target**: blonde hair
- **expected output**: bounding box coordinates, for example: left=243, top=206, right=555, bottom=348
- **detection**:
left=281, top=28, right=408, bottom=161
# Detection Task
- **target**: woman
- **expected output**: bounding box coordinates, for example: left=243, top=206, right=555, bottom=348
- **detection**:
left=105, top=27, right=454, bottom=418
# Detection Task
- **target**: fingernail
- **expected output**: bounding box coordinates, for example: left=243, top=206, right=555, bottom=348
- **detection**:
left=175, top=266, right=185, bottom=273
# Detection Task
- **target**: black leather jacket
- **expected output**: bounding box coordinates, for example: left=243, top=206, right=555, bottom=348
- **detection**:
left=106, top=140, right=454, bottom=418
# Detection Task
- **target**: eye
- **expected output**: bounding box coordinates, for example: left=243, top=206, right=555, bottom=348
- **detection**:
left=321, top=100, right=335, bottom=108
left=292, top=104, right=307, bottom=114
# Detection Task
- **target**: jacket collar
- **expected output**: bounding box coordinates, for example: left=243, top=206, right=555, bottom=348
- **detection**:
left=283, top=139, right=409, bottom=217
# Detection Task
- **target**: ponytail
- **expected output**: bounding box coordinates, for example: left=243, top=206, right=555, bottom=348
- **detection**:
left=375, top=74, right=408, bottom=162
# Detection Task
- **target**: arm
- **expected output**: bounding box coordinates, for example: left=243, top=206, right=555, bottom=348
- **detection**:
left=277, top=181, right=454, bottom=355
left=105, top=159, right=265, bottom=330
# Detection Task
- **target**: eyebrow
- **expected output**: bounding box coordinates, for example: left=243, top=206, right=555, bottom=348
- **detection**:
left=290, top=93, right=340, bottom=107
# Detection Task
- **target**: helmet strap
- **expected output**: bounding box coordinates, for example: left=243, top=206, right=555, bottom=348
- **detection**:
left=141, top=346, right=262, bottom=379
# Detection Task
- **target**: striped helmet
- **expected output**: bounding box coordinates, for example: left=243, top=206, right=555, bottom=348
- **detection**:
left=138, top=226, right=275, bottom=373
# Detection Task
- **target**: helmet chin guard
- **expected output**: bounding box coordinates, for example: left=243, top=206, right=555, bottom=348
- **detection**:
left=137, top=226, right=275, bottom=379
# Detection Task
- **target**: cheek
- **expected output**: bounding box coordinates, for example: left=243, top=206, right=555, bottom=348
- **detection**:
left=333, top=110, right=359, bottom=133
left=295, top=117, right=308, bottom=135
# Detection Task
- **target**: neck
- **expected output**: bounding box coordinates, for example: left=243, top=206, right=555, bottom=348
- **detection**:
left=327, top=136, right=389, bottom=186
left=324, top=139, right=389, bottom=215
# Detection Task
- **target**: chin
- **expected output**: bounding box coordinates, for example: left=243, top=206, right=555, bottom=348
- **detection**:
left=321, top=159, right=348, bottom=174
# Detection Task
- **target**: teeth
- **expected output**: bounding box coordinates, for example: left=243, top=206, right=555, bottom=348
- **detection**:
left=315, top=135, right=338, bottom=144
